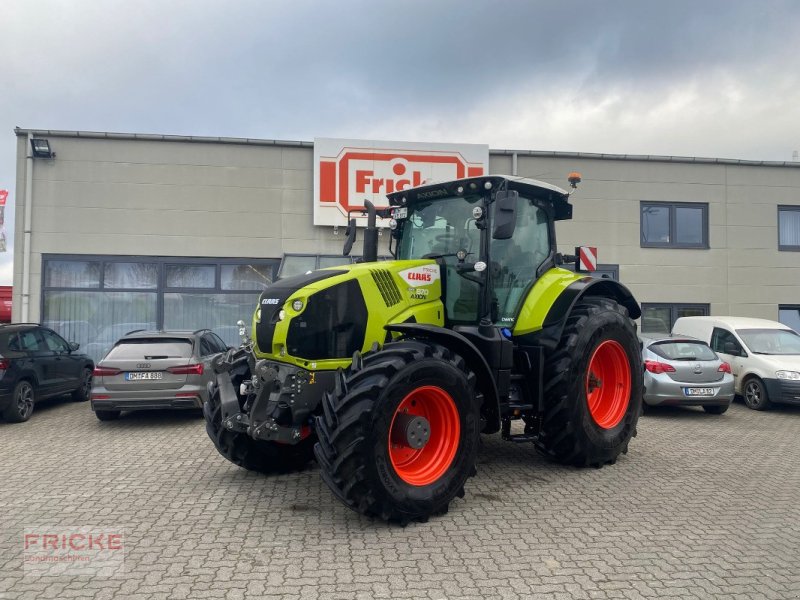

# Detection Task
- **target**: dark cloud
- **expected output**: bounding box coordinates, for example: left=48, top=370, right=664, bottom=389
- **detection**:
left=2, top=0, right=799, bottom=282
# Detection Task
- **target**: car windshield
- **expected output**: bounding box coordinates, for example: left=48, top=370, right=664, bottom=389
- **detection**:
left=649, top=340, right=717, bottom=361
left=736, top=328, right=800, bottom=355
left=106, top=339, right=193, bottom=360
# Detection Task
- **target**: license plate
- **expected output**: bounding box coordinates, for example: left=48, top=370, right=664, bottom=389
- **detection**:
left=126, top=372, right=163, bottom=381
left=685, top=387, right=714, bottom=396
left=392, top=207, right=408, bottom=219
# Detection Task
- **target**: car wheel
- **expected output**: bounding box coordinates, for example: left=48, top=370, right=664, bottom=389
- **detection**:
left=703, top=404, right=729, bottom=415
left=743, top=377, right=771, bottom=411
left=95, top=410, right=121, bottom=421
left=72, top=368, right=93, bottom=402
left=2, top=381, right=36, bottom=423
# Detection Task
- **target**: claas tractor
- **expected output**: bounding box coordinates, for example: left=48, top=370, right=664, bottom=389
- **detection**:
left=204, top=174, right=643, bottom=523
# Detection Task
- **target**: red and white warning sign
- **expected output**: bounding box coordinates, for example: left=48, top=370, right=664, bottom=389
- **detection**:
left=576, top=246, right=598, bottom=272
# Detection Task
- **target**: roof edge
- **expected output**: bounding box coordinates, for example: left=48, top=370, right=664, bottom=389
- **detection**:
left=13, top=127, right=800, bottom=168
left=13, top=127, right=313, bottom=148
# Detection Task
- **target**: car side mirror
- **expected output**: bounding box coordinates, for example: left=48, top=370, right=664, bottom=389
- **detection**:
left=723, top=342, right=739, bottom=356
left=68, top=342, right=80, bottom=352
left=492, top=190, right=518, bottom=239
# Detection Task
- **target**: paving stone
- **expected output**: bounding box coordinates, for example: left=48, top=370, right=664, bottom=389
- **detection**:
left=1, top=401, right=799, bottom=599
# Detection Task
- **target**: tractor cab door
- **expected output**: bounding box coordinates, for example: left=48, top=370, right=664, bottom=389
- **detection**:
left=396, top=195, right=483, bottom=325
left=490, top=197, right=551, bottom=325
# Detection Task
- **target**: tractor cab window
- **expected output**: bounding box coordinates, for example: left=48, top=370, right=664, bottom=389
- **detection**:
left=491, top=199, right=551, bottom=323
left=397, top=195, right=483, bottom=323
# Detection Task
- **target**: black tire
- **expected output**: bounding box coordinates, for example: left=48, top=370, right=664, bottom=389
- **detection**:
left=536, top=297, right=642, bottom=467
left=72, top=368, right=93, bottom=402
left=2, top=380, right=36, bottom=423
left=703, top=404, right=729, bottom=415
left=743, top=377, right=771, bottom=411
left=203, top=384, right=315, bottom=474
left=95, top=409, right=121, bottom=421
left=314, top=339, right=480, bottom=524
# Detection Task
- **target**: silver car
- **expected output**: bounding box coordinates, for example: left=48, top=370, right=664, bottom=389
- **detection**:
left=641, top=335, right=735, bottom=414
left=90, top=329, right=228, bottom=421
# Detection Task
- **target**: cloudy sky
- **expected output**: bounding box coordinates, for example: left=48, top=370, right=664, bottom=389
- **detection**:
left=2, top=0, right=799, bottom=285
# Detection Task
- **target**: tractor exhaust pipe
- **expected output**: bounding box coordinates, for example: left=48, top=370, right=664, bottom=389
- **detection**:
left=363, top=200, right=378, bottom=263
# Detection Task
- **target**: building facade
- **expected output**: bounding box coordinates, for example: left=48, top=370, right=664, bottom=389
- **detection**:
left=13, top=128, right=800, bottom=360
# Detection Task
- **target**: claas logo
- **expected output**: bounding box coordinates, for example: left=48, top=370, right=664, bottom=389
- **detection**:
left=318, top=150, right=484, bottom=215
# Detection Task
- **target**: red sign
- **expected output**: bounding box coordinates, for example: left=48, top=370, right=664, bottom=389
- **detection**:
left=314, top=139, right=489, bottom=227
left=0, top=190, right=7, bottom=206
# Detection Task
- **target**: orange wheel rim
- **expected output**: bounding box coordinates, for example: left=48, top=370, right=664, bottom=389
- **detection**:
left=586, top=340, right=631, bottom=429
left=388, top=386, right=460, bottom=486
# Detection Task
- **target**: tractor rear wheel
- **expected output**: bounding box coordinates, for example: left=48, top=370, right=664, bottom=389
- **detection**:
left=204, top=384, right=315, bottom=474
left=536, top=297, right=642, bottom=467
left=314, top=340, right=480, bottom=524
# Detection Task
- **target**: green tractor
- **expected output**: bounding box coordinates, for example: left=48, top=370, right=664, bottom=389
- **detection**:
left=205, top=174, right=643, bottom=523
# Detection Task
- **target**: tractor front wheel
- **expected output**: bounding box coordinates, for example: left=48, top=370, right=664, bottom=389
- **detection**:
left=314, top=340, right=480, bottom=524
left=537, top=297, right=642, bottom=467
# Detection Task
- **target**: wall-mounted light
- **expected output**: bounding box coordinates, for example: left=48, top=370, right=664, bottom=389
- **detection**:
left=31, top=138, right=54, bottom=159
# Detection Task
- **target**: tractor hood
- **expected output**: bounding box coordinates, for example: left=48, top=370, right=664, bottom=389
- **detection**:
left=253, top=260, right=445, bottom=369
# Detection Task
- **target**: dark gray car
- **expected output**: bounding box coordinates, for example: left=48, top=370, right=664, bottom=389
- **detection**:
left=641, top=334, right=735, bottom=414
left=90, top=329, right=228, bottom=421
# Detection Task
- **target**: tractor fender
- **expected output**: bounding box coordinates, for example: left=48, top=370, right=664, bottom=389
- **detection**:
left=384, top=323, right=500, bottom=429
left=530, top=277, right=641, bottom=351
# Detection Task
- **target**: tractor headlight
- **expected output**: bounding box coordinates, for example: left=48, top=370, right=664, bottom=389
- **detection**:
left=292, top=299, right=303, bottom=312
left=776, top=370, right=800, bottom=380
left=389, top=219, right=398, bottom=230
left=278, top=309, right=286, bottom=321
left=255, top=308, right=262, bottom=323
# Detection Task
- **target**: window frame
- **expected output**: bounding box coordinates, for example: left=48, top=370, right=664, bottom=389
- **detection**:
left=640, top=302, right=710, bottom=334
left=777, top=205, right=800, bottom=251
left=640, top=201, right=709, bottom=249
left=41, top=255, right=281, bottom=331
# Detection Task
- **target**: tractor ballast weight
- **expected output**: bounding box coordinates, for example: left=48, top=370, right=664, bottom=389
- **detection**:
left=205, top=174, right=643, bottom=523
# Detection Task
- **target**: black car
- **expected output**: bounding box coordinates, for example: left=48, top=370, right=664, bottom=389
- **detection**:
left=0, top=323, right=94, bottom=423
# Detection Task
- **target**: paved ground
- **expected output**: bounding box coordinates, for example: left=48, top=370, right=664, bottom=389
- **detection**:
left=1, top=397, right=799, bottom=600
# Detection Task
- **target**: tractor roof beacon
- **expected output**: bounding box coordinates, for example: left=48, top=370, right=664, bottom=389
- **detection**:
left=205, top=174, right=643, bottom=524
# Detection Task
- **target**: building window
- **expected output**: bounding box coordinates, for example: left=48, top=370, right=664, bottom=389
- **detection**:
left=779, top=305, right=800, bottom=332
left=640, top=202, right=708, bottom=249
left=778, top=206, right=800, bottom=251
left=42, top=256, right=280, bottom=361
left=641, top=303, right=710, bottom=334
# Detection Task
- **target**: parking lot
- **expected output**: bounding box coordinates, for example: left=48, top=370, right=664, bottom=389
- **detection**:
left=1, top=399, right=798, bottom=600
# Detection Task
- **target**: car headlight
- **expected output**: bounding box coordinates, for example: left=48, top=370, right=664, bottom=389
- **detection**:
left=775, top=370, right=800, bottom=380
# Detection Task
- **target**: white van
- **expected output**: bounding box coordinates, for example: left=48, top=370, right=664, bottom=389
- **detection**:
left=671, top=316, right=800, bottom=411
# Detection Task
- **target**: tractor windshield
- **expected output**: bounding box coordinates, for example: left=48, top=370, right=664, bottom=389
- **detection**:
left=397, top=195, right=483, bottom=323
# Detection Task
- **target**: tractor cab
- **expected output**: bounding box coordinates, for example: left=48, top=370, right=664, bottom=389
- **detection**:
left=386, top=175, right=573, bottom=327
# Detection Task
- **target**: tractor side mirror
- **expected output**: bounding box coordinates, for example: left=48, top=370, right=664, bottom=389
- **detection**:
left=492, top=190, right=518, bottom=239
left=343, top=218, right=357, bottom=256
